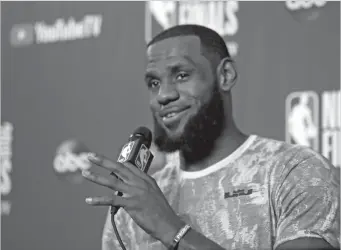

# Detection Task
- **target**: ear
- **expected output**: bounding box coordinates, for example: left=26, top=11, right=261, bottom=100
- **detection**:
left=216, top=57, right=238, bottom=92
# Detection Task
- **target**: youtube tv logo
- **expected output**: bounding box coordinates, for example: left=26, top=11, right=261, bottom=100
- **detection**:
left=10, top=24, right=34, bottom=47
left=9, top=15, right=102, bottom=48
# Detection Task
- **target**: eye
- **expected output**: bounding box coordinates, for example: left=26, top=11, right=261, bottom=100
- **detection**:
left=176, top=72, right=190, bottom=81
left=148, top=79, right=160, bottom=89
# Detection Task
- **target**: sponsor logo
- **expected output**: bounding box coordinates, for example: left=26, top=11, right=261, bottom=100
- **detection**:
left=285, top=0, right=328, bottom=23
left=224, top=188, right=253, bottom=199
left=285, top=90, right=340, bottom=168
left=10, top=14, right=102, bottom=47
left=145, top=1, right=239, bottom=57
left=53, top=140, right=91, bottom=184
left=53, top=151, right=90, bottom=173
left=0, top=122, right=14, bottom=216
left=135, top=144, right=151, bottom=172
left=285, top=0, right=327, bottom=11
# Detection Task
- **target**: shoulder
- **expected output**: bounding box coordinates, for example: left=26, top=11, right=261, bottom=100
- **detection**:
left=253, top=135, right=337, bottom=177
left=261, top=141, right=341, bottom=249
left=274, top=143, right=337, bottom=187
left=256, top=138, right=341, bottom=208
left=244, top=135, right=304, bottom=163
left=248, top=135, right=338, bottom=191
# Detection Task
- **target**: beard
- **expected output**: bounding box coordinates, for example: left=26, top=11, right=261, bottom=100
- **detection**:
left=153, top=84, right=225, bottom=165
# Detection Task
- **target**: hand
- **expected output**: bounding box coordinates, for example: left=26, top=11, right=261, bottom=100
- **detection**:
left=82, top=153, right=184, bottom=246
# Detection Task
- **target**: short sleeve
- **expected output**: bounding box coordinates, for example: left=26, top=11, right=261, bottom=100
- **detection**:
left=273, top=151, right=340, bottom=249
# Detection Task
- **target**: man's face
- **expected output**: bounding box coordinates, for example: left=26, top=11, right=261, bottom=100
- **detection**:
left=145, top=35, right=225, bottom=161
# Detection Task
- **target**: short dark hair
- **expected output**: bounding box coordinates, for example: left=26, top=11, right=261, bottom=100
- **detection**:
left=147, top=24, right=231, bottom=60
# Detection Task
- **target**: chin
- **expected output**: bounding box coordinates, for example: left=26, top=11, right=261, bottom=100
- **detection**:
left=163, top=118, right=188, bottom=137
left=163, top=125, right=184, bottom=141
left=153, top=111, right=193, bottom=153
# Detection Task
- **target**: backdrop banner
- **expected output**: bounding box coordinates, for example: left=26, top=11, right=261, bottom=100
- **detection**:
left=1, top=1, right=339, bottom=250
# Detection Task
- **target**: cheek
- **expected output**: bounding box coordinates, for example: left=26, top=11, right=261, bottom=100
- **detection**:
left=179, top=78, right=212, bottom=105
left=185, top=66, right=213, bottom=95
left=149, top=93, right=158, bottom=111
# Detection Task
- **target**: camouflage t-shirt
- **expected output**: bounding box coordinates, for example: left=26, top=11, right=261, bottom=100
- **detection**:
left=102, top=135, right=340, bottom=250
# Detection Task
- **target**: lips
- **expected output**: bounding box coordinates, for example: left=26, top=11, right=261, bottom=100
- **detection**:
left=159, top=107, right=190, bottom=127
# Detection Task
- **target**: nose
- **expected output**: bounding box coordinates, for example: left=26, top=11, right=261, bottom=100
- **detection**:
left=156, top=82, right=179, bottom=106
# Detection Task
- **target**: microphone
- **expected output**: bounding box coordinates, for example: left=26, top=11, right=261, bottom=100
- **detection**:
left=111, top=126, right=154, bottom=215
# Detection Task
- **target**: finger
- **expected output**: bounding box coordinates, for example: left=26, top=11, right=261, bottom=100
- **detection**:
left=87, top=153, right=133, bottom=181
left=82, top=170, right=130, bottom=193
left=122, top=161, right=154, bottom=184
left=85, top=196, right=131, bottom=207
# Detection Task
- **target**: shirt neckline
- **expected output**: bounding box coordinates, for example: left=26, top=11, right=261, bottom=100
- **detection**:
left=179, top=135, right=257, bottom=179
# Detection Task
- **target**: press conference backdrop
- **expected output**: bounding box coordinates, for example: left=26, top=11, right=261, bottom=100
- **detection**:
left=1, top=1, right=340, bottom=250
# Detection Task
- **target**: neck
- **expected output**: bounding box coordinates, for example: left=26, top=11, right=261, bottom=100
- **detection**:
left=180, top=120, right=248, bottom=172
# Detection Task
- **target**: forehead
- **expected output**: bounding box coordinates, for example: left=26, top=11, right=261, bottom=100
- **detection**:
left=146, top=35, right=207, bottom=69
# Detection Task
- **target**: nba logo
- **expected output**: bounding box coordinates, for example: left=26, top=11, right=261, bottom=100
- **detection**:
left=285, top=91, right=319, bottom=151
left=135, top=144, right=151, bottom=172
left=144, top=1, right=177, bottom=44
left=118, top=141, right=135, bottom=163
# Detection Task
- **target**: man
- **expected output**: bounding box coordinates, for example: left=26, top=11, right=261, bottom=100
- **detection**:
left=82, top=25, right=340, bottom=250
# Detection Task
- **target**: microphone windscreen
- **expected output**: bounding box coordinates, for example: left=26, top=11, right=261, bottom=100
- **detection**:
left=132, top=126, right=152, bottom=147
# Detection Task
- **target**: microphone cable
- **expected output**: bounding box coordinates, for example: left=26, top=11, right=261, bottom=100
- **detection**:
left=110, top=191, right=127, bottom=250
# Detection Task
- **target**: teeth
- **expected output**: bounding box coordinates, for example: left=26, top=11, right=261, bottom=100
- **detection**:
left=163, top=112, right=176, bottom=120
